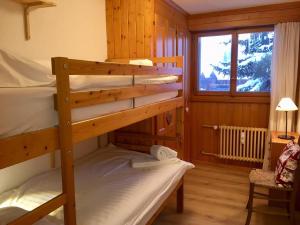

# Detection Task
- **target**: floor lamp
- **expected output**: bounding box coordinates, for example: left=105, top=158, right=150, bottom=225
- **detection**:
left=276, top=97, right=298, bottom=140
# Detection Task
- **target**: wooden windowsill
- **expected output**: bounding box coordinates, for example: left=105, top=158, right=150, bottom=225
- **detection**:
left=190, top=95, right=270, bottom=104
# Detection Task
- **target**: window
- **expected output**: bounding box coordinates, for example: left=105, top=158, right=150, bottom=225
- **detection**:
left=196, top=28, right=274, bottom=95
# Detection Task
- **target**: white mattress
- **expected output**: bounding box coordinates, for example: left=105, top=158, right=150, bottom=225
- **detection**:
left=0, top=76, right=178, bottom=138
left=0, top=145, right=194, bottom=225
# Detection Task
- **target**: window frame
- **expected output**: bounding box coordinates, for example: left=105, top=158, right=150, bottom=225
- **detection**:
left=193, top=26, right=274, bottom=98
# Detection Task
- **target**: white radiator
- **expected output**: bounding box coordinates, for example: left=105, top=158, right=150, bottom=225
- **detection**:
left=219, top=125, right=267, bottom=163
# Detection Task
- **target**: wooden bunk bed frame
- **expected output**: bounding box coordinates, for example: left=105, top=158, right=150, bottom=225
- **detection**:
left=0, top=56, right=185, bottom=225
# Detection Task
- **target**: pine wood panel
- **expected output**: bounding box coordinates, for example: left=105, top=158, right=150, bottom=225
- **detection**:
left=120, top=0, right=129, bottom=58
left=0, top=127, right=58, bottom=169
left=106, top=0, right=155, bottom=59
left=128, top=0, right=137, bottom=58
left=188, top=2, right=300, bottom=31
left=106, top=0, right=190, bottom=159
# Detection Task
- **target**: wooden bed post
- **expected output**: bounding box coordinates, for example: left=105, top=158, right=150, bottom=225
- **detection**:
left=175, top=56, right=184, bottom=159
left=177, top=178, right=184, bottom=213
left=52, top=57, right=77, bottom=225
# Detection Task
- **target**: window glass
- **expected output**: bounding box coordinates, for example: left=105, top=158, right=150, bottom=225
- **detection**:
left=198, top=35, right=232, bottom=92
left=237, top=31, right=274, bottom=92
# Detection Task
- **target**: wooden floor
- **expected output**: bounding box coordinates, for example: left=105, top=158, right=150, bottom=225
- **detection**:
left=154, top=162, right=297, bottom=225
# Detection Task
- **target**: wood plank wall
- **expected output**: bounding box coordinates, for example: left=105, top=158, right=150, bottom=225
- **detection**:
left=106, top=0, right=190, bottom=159
left=106, top=0, right=155, bottom=59
left=188, top=2, right=300, bottom=165
left=188, top=2, right=300, bottom=31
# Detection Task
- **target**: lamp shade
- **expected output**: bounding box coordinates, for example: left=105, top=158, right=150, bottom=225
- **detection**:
left=276, top=97, right=298, bottom=111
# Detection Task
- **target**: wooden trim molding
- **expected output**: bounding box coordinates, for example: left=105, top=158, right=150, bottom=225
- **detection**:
left=188, top=2, right=300, bottom=31
left=8, top=194, right=66, bottom=225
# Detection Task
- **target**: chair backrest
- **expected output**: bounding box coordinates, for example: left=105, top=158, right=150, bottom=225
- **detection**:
left=292, top=137, right=300, bottom=194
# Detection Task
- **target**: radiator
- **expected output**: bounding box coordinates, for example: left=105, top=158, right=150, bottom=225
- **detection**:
left=219, top=125, right=267, bottom=163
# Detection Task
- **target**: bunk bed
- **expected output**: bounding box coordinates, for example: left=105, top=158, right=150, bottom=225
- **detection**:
left=0, top=54, right=192, bottom=225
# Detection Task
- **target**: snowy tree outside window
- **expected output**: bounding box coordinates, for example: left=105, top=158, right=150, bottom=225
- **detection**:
left=197, top=30, right=274, bottom=93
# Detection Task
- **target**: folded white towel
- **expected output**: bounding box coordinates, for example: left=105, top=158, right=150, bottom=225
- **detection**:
left=131, top=158, right=179, bottom=168
left=150, top=145, right=178, bottom=161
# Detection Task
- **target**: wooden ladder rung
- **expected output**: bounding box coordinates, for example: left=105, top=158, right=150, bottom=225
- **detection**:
left=8, top=194, right=67, bottom=225
left=252, top=206, right=289, bottom=217
left=253, top=194, right=290, bottom=202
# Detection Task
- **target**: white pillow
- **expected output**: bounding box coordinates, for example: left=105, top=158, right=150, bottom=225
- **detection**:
left=0, top=49, right=55, bottom=88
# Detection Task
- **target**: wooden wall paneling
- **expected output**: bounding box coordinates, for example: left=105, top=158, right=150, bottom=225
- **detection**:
left=120, top=0, right=129, bottom=58
left=190, top=101, right=270, bottom=165
left=106, top=0, right=190, bottom=158
left=128, top=0, right=137, bottom=58
left=106, top=0, right=114, bottom=59
left=112, top=0, right=121, bottom=58
left=136, top=0, right=145, bottom=57
left=188, top=2, right=300, bottom=31
left=154, top=13, right=167, bottom=59
left=144, top=0, right=154, bottom=57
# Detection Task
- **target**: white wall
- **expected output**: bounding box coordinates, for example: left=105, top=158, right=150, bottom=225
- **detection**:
left=0, top=0, right=107, bottom=61
left=0, top=0, right=107, bottom=193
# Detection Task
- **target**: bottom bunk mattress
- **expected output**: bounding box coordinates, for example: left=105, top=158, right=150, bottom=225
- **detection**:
left=0, top=144, right=194, bottom=225
left=0, top=87, right=178, bottom=138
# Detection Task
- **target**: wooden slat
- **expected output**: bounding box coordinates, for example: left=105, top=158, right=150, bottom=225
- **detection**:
left=106, top=56, right=181, bottom=64
left=136, top=0, right=145, bottom=57
left=8, top=194, right=66, bottom=225
left=72, top=97, right=183, bottom=143
left=113, top=0, right=121, bottom=58
left=52, top=57, right=77, bottom=225
left=106, top=0, right=114, bottom=59
left=120, top=0, right=129, bottom=58
left=0, top=127, right=58, bottom=169
left=144, top=0, right=154, bottom=57
left=69, top=82, right=182, bottom=108
left=115, top=143, right=151, bottom=152
left=115, top=131, right=179, bottom=141
left=128, top=0, right=137, bottom=58
left=60, top=58, right=183, bottom=76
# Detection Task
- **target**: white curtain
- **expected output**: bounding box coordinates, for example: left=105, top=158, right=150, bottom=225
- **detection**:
left=263, top=22, right=300, bottom=170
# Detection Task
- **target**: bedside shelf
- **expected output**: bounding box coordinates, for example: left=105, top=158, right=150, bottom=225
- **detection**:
left=12, top=0, right=56, bottom=40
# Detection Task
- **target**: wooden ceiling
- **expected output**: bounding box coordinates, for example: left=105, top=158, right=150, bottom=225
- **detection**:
left=172, top=0, right=299, bottom=14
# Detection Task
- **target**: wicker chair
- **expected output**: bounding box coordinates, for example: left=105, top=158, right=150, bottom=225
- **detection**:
left=245, top=138, right=300, bottom=225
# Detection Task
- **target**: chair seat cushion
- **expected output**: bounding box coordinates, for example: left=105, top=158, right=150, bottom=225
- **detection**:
left=275, top=141, right=300, bottom=188
left=249, top=169, right=277, bottom=188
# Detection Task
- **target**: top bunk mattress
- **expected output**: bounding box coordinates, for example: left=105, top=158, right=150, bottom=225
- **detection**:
left=0, top=86, right=178, bottom=138
left=0, top=145, right=194, bottom=225
left=0, top=49, right=180, bottom=138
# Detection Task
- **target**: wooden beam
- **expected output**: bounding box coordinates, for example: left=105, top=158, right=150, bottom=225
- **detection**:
left=0, top=127, right=58, bottom=169
left=115, top=131, right=179, bottom=141
left=68, top=83, right=182, bottom=109
left=188, top=2, right=300, bottom=31
left=51, top=58, right=183, bottom=76
left=8, top=194, right=66, bottom=225
left=106, top=56, right=183, bottom=64
left=52, top=57, right=77, bottom=225
left=72, top=97, right=184, bottom=143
